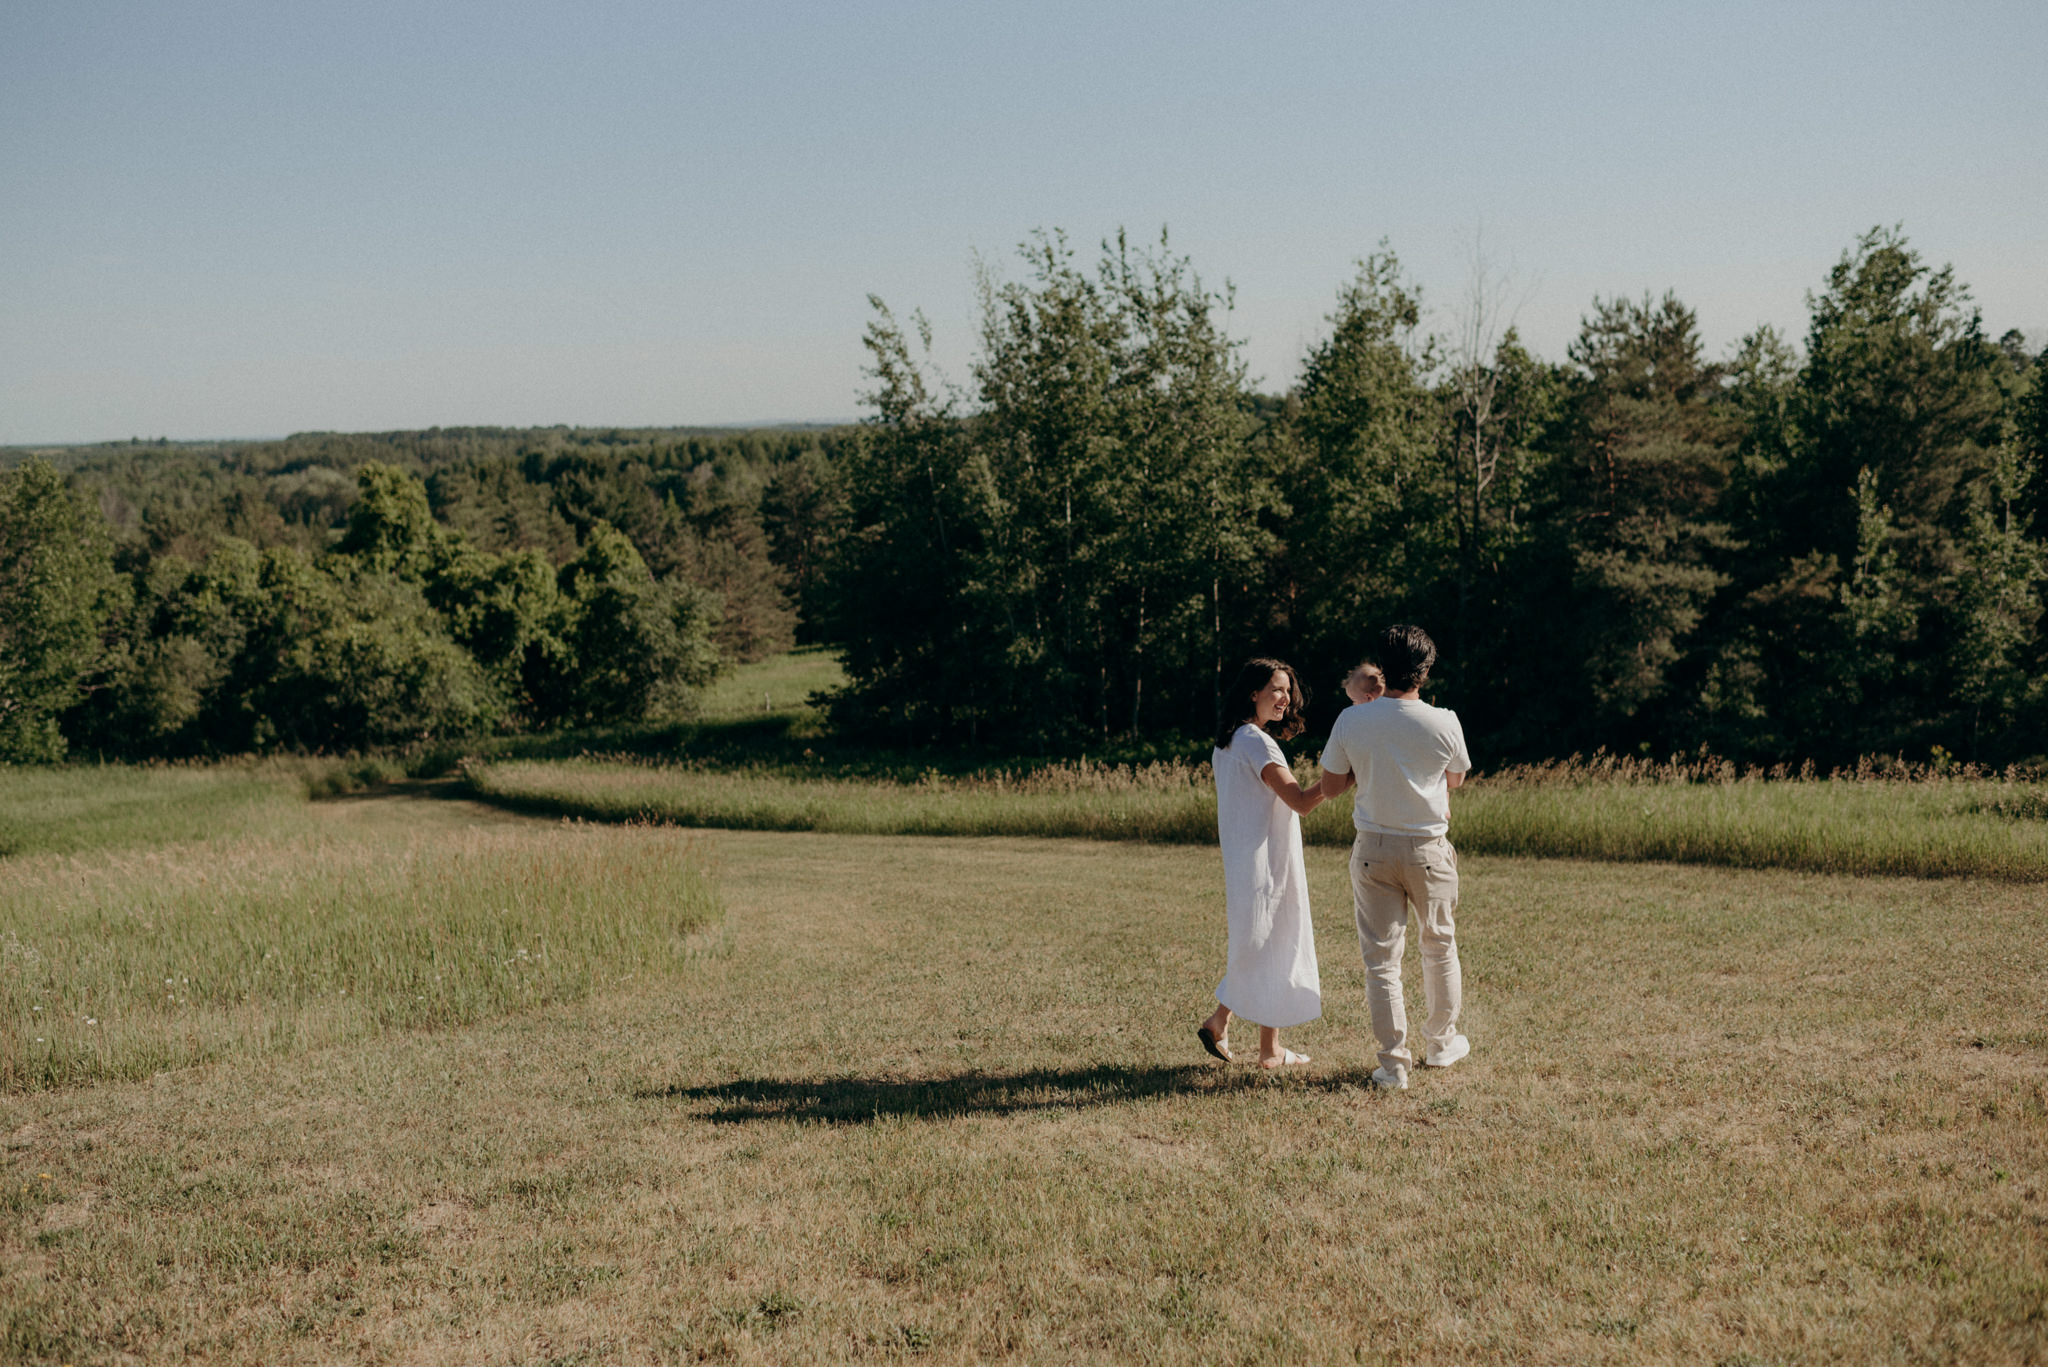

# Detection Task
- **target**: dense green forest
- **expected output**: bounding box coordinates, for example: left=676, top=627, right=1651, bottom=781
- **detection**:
left=4, top=225, right=2044, bottom=767
left=0, top=426, right=849, bottom=761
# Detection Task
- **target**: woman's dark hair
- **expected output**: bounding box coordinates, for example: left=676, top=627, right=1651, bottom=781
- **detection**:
left=1380, top=623, right=1437, bottom=693
left=1215, top=657, right=1309, bottom=748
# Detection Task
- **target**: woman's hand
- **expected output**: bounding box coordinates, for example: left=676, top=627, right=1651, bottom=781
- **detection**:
left=1260, top=762, right=1325, bottom=815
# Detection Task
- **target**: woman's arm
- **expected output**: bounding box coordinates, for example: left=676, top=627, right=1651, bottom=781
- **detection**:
left=1261, top=762, right=1326, bottom=815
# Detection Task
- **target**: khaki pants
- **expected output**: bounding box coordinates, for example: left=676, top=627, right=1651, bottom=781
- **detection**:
left=1349, top=830, right=1462, bottom=1078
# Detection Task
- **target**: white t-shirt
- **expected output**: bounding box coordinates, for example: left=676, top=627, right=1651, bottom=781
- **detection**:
left=1319, top=697, right=1472, bottom=837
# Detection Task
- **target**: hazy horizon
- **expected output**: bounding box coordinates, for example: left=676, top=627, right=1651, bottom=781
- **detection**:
left=1, top=418, right=866, bottom=452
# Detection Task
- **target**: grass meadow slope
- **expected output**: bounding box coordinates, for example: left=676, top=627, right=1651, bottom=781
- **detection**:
left=2, top=767, right=2045, bottom=1363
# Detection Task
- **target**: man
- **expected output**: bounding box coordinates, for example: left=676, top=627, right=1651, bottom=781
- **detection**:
left=1317, top=624, right=1471, bottom=1090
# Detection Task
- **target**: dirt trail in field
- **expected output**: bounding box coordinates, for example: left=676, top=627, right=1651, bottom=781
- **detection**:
left=308, top=779, right=545, bottom=836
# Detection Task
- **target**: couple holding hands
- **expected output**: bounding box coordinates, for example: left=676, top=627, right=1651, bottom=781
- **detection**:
left=1198, top=624, right=1471, bottom=1091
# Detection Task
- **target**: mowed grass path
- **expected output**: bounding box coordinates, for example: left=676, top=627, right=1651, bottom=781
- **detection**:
left=4, top=809, right=2046, bottom=1363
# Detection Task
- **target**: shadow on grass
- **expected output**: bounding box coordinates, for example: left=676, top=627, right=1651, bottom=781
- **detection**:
left=636, top=1062, right=1378, bottom=1124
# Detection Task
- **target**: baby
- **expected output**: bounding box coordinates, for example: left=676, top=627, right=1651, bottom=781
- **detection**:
left=1343, top=660, right=1385, bottom=707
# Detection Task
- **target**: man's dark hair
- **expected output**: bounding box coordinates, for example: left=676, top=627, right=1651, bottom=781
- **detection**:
left=1379, top=624, right=1437, bottom=693
left=1214, top=657, right=1309, bottom=748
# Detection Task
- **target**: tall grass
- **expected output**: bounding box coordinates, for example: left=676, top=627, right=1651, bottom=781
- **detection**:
left=463, top=756, right=1223, bottom=843
left=1457, top=756, right=2048, bottom=880
left=463, top=752, right=2048, bottom=881
left=0, top=822, right=719, bottom=1090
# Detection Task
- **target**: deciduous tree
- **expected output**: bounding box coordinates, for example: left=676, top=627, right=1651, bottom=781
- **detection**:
left=0, top=460, right=125, bottom=761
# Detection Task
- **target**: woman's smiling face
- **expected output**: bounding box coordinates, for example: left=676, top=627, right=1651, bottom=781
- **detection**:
left=1250, top=670, right=1292, bottom=726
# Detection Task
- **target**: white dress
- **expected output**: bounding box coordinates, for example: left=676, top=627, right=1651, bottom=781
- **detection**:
left=1212, top=723, right=1321, bottom=1028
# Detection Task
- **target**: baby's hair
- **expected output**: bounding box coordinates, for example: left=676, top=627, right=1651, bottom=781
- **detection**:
left=1347, top=661, right=1385, bottom=687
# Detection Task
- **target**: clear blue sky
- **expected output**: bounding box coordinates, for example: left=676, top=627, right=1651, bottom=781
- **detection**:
left=4, top=1, right=2044, bottom=444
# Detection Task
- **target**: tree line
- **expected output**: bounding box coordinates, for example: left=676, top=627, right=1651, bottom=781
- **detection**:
left=4, top=224, right=2044, bottom=767
left=827, top=226, right=2046, bottom=767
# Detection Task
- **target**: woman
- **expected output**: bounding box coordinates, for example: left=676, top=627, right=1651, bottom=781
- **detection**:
left=1198, top=657, right=1328, bottom=1069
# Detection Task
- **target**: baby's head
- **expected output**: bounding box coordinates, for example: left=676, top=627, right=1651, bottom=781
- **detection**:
left=1343, top=661, right=1385, bottom=707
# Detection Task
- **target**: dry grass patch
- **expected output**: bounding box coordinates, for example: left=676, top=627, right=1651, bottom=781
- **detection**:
left=3, top=820, right=2044, bottom=1363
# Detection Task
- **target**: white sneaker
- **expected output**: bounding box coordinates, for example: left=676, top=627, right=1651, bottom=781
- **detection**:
left=1425, top=1033, right=1470, bottom=1069
left=1369, top=1065, right=1408, bottom=1091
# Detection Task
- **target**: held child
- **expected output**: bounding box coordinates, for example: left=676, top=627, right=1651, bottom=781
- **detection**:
left=1343, top=661, right=1386, bottom=707
left=1197, top=657, right=1328, bottom=1070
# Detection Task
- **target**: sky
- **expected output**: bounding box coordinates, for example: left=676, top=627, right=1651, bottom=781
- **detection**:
left=3, top=1, right=2044, bottom=445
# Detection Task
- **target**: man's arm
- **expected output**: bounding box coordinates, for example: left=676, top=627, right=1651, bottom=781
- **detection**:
left=1443, top=717, right=1472, bottom=791
left=1316, top=729, right=1353, bottom=799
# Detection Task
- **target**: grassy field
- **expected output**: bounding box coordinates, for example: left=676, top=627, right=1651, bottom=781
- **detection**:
left=692, top=646, right=847, bottom=722
left=0, top=777, right=721, bottom=1097
left=0, top=763, right=308, bottom=858
left=0, top=756, right=438, bottom=859
left=461, top=754, right=2048, bottom=882
left=2, top=768, right=2045, bottom=1363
